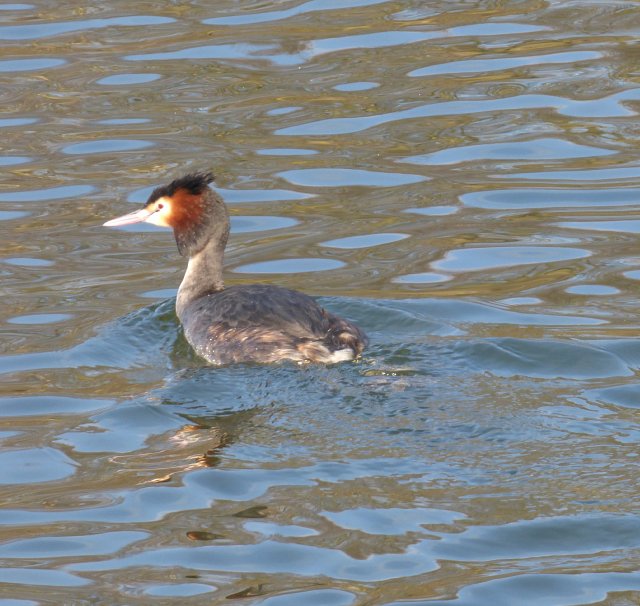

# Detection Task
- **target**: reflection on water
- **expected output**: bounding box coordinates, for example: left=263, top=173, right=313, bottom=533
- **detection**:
left=401, top=137, right=616, bottom=165
left=2, top=0, right=640, bottom=604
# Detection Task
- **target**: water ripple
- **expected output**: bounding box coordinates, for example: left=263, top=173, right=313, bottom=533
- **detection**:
left=557, top=220, right=640, bottom=233
left=504, top=165, right=640, bottom=181
left=0, top=57, right=66, bottom=72
left=393, top=572, right=640, bottom=606
left=461, top=188, right=640, bottom=210
left=205, top=0, right=391, bottom=26
left=409, top=50, right=602, bottom=77
left=305, top=23, right=546, bottom=62
left=96, top=73, right=161, bottom=86
left=0, top=15, right=175, bottom=40
left=431, top=513, right=640, bottom=560
left=231, top=215, right=298, bottom=233
left=463, top=339, right=630, bottom=379
left=401, top=137, right=615, bottom=165
left=126, top=42, right=279, bottom=63
left=0, top=447, right=77, bottom=484
left=2, top=531, right=148, bottom=558
left=0, top=117, right=37, bottom=128
left=0, top=568, right=89, bottom=587
left=322, top=506, right=464, bottom=535
left=233, top=258, right=345, bottom=274
left=62, top=139, right=153, bottom=155
left=0, top=185, right=94, bottom=202
left=321, top=233, right=409, bottom=249
left=261, top=590, right=355, bottom=606
left=127, top=22, right=546, bottom=67
left=278, top=168, right=426, bottom=187
left=277, top=90, right=640, bottom=136
left=432, top=246, right=591, bottom=272
left=0, top=156, right=32, bottom=166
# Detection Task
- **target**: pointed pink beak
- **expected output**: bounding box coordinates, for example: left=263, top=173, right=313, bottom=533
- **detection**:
left=103, top=207, right=153, bottom=227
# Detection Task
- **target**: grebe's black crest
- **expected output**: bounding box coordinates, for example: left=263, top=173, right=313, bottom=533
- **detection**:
left=146, top=172, right=215, bottom=205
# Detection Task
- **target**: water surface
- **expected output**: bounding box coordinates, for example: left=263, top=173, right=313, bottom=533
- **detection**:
left=2, top=1, right=640, bottom=604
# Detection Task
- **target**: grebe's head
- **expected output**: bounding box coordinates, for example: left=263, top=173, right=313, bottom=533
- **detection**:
left=104, top=172, right=229, bottom=256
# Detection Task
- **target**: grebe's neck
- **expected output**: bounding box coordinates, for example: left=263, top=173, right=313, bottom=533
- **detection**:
left=175, top=193, right=230, bottom=320
left=176, top=242, right=225, bottom=319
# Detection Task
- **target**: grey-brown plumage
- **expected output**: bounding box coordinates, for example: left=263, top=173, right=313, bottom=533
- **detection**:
left=104, top=172, right=368, bottom=365
left=181, top=283, right=367, bottom=365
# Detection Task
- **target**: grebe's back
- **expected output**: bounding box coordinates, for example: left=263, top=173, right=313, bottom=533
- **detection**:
left=180, top=283, right=367, bottom=365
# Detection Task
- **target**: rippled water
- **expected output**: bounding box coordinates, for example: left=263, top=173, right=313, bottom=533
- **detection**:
left=2, top=1, right=640, bottom=604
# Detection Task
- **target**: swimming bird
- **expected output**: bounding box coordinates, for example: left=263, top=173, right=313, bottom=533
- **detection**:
left=104, top=172, right=367, bottom=365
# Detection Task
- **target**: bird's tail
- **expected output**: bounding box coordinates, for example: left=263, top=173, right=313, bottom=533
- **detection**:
left=324, top=316, right=368, bottom=357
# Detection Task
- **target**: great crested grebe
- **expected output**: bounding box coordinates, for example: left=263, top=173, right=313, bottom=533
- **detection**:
left=104, top=172, right=367, bottom=365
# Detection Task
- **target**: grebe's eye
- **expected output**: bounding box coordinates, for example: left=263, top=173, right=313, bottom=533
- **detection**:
left=157, top=203, right=164, bottom=210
